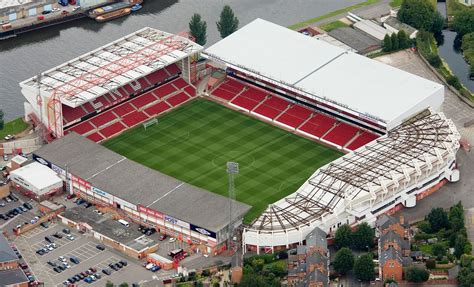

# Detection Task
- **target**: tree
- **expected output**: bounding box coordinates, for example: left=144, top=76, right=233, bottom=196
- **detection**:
left=432, top=243, right=446, bottom=260
left=405, top=267, right=430, bottom=282
left=351, top=222, right=375, bottom=250
left=449, top=201, right=465, bottom=232
left=427, top=53, right=442, bottom=67
left=455, top=234, right=469, bottom=258
left=431, top=11, right=445, bottom=34
left=447, top=75, right=462, bottom=90
left=383, top=34, right=392, bottom=52
left=426, top=207, right=449, bottom=232
left=118, top=283, right=129, bottom=287
left=216, top=5, right=239, bottom=38
left=0, top=110, right=3, bottom=130
left=398, top=30, right=409, bottom=49
left=334, top=224, right=352, bottom=249
left=398, top=0, right=437, bottom=31
left=458, top=267, right=474, bottom=287
left=105, top=281, right=114, bottom=287
left=189, top=13, right=207, bottom=46
left=391, top=33, right=399, bottom=50
left=333, top=247, right=355, bottom=275
left=354, top=253, right=375, bottom=282
left=452, top=9, right=474, bottom=36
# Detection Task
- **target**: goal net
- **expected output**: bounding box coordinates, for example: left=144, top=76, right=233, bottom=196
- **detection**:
left=143, top=118, right=158, bottom=131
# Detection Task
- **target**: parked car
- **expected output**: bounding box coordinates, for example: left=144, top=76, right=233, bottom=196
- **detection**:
left=145, top=228, right=156, bottom=236
left=102, top=268, right=111, bottom=275
left=40, top=222, right=49, bottom=228
left=84, top=202, right=92, bottom=208
left=119, top=260, right=127, bottom=267
left=66, top=234, right=75, bottom=241
left=53, top=232, right=63, bottom=239
left=45, top=236, right=54, bottom=243
left=150, top=265, right=160, bottom=272
left=36, top=249, right=45, bottom=255
left=84, top=277, right=93, bottom=283
left=62, top=228, right=70, bottom=234
left=169, top=237, right=176, bottom=243
left=23, top=202, right=33, bottom=210
left=47, top=261, right=56, bottom=267
left=159, top=234, right=167, bottom=241
left=70, top=256, right=80, bottom=264
left=96, top=244, right=105, bottom=251
left=9, top=194, right=18, bottom=201
left=53, top=267, right=61, bottom=273
left=109, top=263, right=119, bottom=271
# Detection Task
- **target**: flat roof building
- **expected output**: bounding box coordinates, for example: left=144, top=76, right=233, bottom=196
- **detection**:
left=10, top=162, right=63, bottom=200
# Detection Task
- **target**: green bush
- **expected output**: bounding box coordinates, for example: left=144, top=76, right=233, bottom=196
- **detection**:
left=427, top=53, right=442, bottom=67
left=417, top=221, right=432, bottom=233
left=447, top=75, right=462, bottom=90
left=414, top=232, right=433, bottom=241
left=426, top=259, right=436, bottom=269
left=405, top=266, right=430, bottom=282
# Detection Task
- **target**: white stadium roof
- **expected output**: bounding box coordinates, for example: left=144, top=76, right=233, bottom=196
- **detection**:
left=204, top=19, right=444, bottom=129
left=20, top=27, right=203, bottom=108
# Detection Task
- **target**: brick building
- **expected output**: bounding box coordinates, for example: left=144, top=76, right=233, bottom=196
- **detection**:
left=287, top=227, right=329, bottom=287
left=376, top=215, right=411, bottom=283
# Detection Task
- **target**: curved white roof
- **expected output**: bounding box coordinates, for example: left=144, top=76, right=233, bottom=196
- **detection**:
left=204, top=19, right=444, bottom=129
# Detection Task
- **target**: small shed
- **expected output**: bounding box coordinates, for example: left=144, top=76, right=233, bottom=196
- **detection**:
left=10, top=162, right=63, bottom=200
left=383, top=16, right=418, bottom=39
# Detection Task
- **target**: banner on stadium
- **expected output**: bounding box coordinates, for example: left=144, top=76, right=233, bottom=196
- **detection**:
left=165, top=215, right=190, bottom=230
left=138, top=205, right=164, bottom=219
left=190, top=224, right=217, bottom=239
left=91, top=186, right=112, bottom=200
left=71, top=175, right=91, bottom=190
left=33, top=154, right=51, bottom=168
left=51, top=163, right=66, bottom=178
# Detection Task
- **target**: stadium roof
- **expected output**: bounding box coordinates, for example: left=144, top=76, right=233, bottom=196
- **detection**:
left=204, top=19, right=443, bottom=129
left=248, top=111, right=460, bottom=232
left=20, top=27, right=203, bottom=108
left=34, top=133, right=251, bottom=232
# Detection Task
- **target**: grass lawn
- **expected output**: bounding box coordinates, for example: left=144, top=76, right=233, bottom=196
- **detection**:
left=0, top=118, right=29, bottom=139
left=104, top=99, right=342, bottom=223
left=319, top=20, right=349, bottom=32
left=288, top=0, right=379, bottom=30
left=390, top=0, right=436, bottom=8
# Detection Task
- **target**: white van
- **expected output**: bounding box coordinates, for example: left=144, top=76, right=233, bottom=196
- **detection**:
left=118, top=219, right=129, bottom=227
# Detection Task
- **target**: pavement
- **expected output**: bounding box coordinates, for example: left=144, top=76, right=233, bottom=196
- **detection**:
left=374, top=50, right=474, bottom=222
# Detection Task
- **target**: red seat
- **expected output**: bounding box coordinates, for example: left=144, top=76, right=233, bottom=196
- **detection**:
left=225, top=78, right=246, bottom=92
left=152, top=83, right=176, bottom=99
left=213, top=87, right=236, bottom=101
left=230, top=95, right=261, bottom=111
left=165, top=64, right=180, bottom=76
left=241, top=87, right=267, bottom=102
left=253, top=96, right=288, bottom=119
left=86, top=132, right=104, bottom=143
left=144, top=101, right=171, bottom=117
left=82, top=102, right=95, bottom=114
left=66, top=121, right=95, bottom=135
left=100, top=122, right=126, bottom=138
left=346, top=132, right=379, bottom=150
left=323, top=123, right=360, bottom=147
left=167, top=92, right=190, bottom=107
left=298, top=114, right=337, bottom=138
left=122, top=111, right=149, bottom=127
left=172, top=78, right=188, bottom=90
left=113, top=102, right=136, bottom=117
left=130, top=92, right=158, bottom=109
left=62, top=105, right=87, bottom=124
left=275, top=105, right=313, bottom=128
left=90, top=110, right=117, bottom=128
left=184, top=85, right=195, bottom=97
left=146, top=69, right=169, bottom=85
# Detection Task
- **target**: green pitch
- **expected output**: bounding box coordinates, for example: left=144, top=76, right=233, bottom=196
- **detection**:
left=103, top=99, right=343, bottom=223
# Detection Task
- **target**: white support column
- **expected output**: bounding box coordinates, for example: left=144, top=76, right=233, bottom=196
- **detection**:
left=181, top=57, right=191, bottom=84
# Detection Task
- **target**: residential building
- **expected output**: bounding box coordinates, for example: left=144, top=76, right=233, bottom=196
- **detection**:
left=288, top=227, right=329, bottom=287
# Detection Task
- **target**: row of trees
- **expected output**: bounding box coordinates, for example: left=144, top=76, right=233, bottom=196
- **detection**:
left=398, top=0, right=444, bottom=34
left=237, top=252, right=288, bottom=287
left=334, top=222, right=375, bottom=250
left=383, top=30, right=411, bottom=52
left=333, top=249, right=376, bottom=281
left=189, top=5, right=239, bottom=46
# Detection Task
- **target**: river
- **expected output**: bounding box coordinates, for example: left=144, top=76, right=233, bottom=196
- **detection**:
left=436, top=1, right=474, bottom=92
left=0, top=0, right=361, bottom=121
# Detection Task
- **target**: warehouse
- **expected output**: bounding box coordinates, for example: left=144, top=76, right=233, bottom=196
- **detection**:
left=10, top=162, right=63, bottom=200
left=33, top=133, right=251, bottom=255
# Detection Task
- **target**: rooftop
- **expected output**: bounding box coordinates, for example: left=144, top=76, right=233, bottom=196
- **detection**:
left=0, top=269, right=29, bottom=286
left=62, top=207, right=158, bottom=251
left=10, top=162, right=62, bottom=190
left=353, top=19, right=391, bottom=41
left=20, top=27, right=203, bottom=108
left=0, top=233, right=17, bottom=263
left=328, top=27, right=381, bottom=54
left=384, top=16, right=417, bottom=36
left=34, top=133, right=251, bottom=232
left=204, top=19, right=442, bottom=126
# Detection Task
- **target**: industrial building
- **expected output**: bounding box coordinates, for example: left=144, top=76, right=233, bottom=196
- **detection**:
left=10, top=161, right=63, bottom=200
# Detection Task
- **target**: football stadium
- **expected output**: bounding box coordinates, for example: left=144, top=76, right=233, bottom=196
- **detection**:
left=22, top=19, right=460, bottom=255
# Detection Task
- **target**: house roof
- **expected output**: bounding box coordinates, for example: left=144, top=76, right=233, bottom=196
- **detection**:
left=0, top=234, right=18, bottom=263
left=384, top=16, right=417, bottom=35
left=380, top=230, right=409, bottom=250
left=380, top=247, right=403, bottom=266
left=328, top=27, right=381, bottom=54
left=0, top=269, right=29, bottom=286
left=376, top=214, right=399, bottom=229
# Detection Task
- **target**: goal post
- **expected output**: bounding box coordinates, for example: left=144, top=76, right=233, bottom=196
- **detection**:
left=143, top=118, right=158, bottom=131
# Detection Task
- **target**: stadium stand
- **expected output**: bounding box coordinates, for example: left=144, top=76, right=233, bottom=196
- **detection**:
left=253, top=96, right=290, bottom=119
left=153, top=83, right=177, bottom=99
left=346, top=131, right=379, bottom=151
left=298, top=114, right=337, bottom=138
left=167, top=92, right=190, bottom=107
left=122, top=111, right=150, bottom=128
left=275, top=105, right=313, bottom=128
left=90, top=110, right=117, bottom=128
left=322, top=122, right=360, bottom=147
left=100, top=122, right=127, bottom=138
left=67, top=121, right=95, bottom=135
left=130, top=92, right=158, bottom=109
left=144, top=101, right=171, bottom=117
left=62, top=105, right=87, bottom=124
left=86, top=132, right=104, bottom=142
